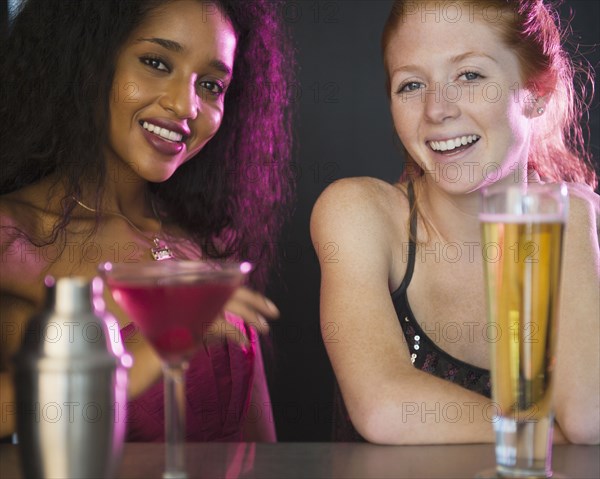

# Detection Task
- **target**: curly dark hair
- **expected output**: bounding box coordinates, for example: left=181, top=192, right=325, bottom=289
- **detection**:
left=0, top=0, right=296, bottom=289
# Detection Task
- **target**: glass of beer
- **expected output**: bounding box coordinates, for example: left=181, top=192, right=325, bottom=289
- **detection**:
left=477, top=183, right=568, bottom=479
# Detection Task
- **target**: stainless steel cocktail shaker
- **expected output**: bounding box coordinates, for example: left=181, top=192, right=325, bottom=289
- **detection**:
left=14, top=276, right=130, bottom=479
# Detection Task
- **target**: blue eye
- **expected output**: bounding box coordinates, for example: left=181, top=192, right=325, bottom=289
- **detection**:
left=397, top=81, right=424, bottom=94
left=459, top=71, right=482, bottom=81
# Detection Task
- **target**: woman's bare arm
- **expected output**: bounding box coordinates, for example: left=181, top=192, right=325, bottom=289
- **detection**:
left=311, top=178, right=495, bottom=445
left=552, top=188, right=600, bottom=444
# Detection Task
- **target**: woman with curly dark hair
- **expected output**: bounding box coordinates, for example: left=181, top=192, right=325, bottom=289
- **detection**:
left=0, top=0, right=295, bottom=442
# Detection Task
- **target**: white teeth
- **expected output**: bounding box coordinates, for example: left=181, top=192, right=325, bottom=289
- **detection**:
left=142, top=121, right=183, bottom=142
left=429, top=135, right=479, bottom=152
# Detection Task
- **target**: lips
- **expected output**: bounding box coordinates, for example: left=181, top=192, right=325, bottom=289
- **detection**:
left=139, top=119, right=190, bottom=156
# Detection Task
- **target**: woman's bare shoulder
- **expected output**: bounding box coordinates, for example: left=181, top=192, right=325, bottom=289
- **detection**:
left=0, top=193, right=33, bottom=261
left=0, top=196, right=49, bottom=360
left=0, top=182, right=63, bottom=296
left=0, top=178, right=63, bottom=232
left=567, top=183, right=599, bottom=207
left=316, top=176, right=408, bottom=198
left=311, top=177, right=410, bottom=231
left=565, top=183, right=599, bottom=238
left=310, top=177, right=412, bottom=279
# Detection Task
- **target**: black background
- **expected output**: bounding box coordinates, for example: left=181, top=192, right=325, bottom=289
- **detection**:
left=2, top=0, right=598, bottom=442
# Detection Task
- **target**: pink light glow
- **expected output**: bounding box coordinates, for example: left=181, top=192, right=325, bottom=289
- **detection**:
left=240, top=261, right=252, bottom=274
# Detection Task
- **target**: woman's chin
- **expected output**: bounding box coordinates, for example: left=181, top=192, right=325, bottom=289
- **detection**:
left=137, top=166, right=180, bottom=184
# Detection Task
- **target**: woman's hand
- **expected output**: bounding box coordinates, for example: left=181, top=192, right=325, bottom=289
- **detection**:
left=205, top=287, right=280, bottom=346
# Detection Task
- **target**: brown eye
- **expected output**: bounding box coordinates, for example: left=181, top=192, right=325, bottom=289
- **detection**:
left=198, top=80, right=225, bottom=96
left=140, top=56, right=170, bottom=72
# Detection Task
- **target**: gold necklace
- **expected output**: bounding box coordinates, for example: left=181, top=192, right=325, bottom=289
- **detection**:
left=72, top=196, right=174, bottom=261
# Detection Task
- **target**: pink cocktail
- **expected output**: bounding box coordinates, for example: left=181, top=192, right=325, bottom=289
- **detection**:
left=110, top=279, right=238, bottom=362
left=100, top=260, right=250, bottom=479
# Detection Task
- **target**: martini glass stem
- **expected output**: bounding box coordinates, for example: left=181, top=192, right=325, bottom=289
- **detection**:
left=163, top=361, right=189, bottom=479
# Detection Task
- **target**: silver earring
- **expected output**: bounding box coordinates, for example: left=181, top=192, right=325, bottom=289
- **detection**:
left=537, top=107, right=545, bottom=115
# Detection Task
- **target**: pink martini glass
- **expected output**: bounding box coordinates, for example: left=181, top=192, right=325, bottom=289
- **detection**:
left=100, top=260, right=251, bottom=479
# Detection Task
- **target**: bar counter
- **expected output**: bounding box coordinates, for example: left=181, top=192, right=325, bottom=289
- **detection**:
left=1, top=442, right=598, bottom=478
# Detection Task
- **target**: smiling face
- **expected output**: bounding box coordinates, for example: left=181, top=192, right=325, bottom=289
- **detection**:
left=106, top=0, right=237, bottom=183
left=385, top=2, right=538, bottom=194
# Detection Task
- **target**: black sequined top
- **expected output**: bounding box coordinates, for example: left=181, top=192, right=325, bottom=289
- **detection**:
left=333, top=182, right=491, bottom=441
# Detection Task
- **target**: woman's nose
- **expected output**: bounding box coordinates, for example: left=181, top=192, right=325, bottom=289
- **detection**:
left=423, top=82, right=461, bottom=123
left=159, top=76, right=199, bottom=120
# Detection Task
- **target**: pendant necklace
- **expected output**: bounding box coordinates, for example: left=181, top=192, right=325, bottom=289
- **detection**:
left=72, top=196, right=174, bottom=261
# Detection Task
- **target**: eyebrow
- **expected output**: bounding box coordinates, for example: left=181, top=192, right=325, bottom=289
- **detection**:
left=450, top=51, right=498, bottom=64
left=209, top=59, right=233, bottom=76
left=392, top=51, right=498, bottom=75
left=136, top=37, right=233, bottom=76
left=137, top=37, right=184, bottom=53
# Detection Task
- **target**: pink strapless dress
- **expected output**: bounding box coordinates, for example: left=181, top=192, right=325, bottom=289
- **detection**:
left=121, top=315, right=256, bottom=442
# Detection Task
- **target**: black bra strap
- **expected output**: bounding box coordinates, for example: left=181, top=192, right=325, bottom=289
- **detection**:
left=397, top=181, right=417, bottom=294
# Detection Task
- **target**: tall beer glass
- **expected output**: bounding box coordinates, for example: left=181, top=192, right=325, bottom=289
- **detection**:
left=478, top=183, right=568, bottom=478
